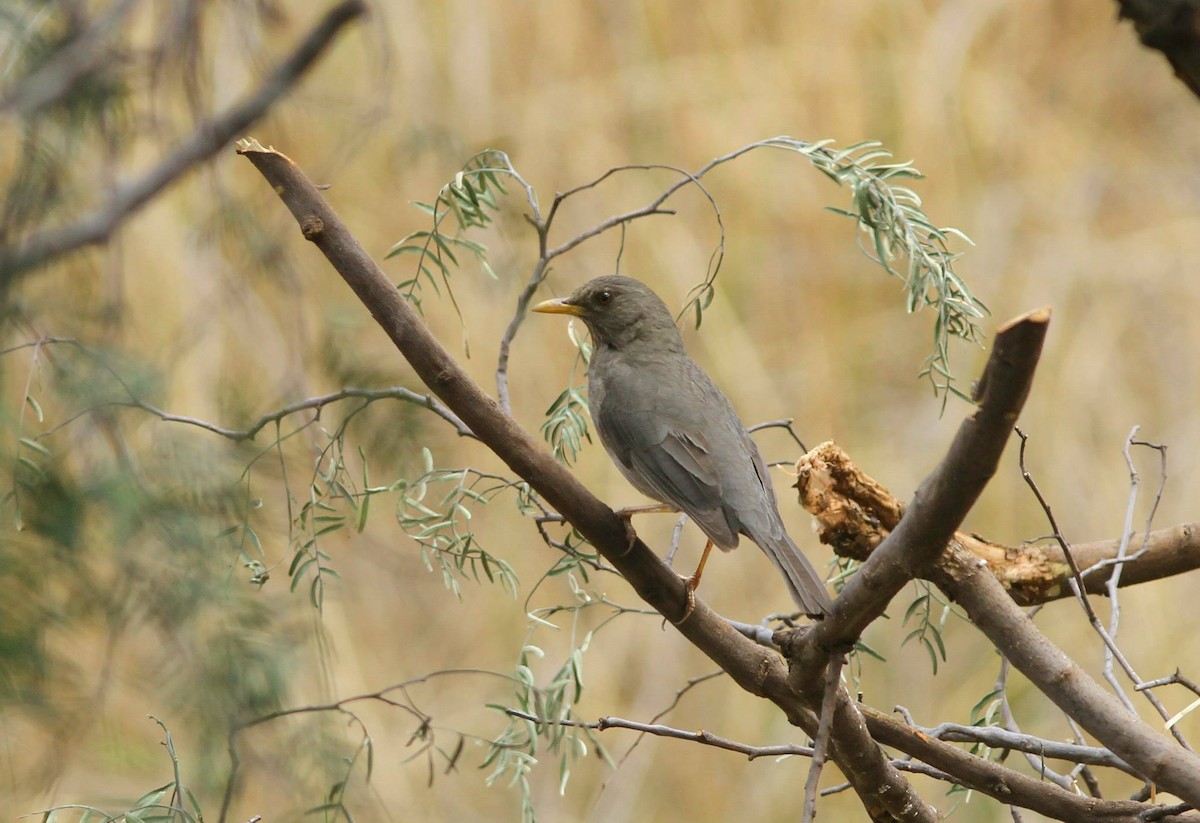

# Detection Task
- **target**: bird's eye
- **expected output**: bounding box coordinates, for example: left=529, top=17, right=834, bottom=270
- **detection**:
left=595, top=290, right=613, bottom=306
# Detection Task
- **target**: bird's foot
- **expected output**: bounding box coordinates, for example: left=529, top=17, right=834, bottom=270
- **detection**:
left=676, top=572, right=700, bottom=623
left=615, top=514, right=639, bottom=556
left=612, top=503, right=673, bottom=555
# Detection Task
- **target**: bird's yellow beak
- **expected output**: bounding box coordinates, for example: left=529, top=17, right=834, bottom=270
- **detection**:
left=531, top=297, right=583, bottom=316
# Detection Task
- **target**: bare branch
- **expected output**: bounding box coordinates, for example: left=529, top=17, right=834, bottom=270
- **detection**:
left=863, top=705, right=1200, bottom=823
left=0, top=0, right=367, bottom=281
left=117, top=387, right=475, bottom=441
left=0, top=0, right=141, bottom=118
left=507, top=708, right=817, bottom=759
left=495, top=257, right=548, bottom=412
left=917, top=721, right=1137, bottom=776
left=802, top=655, right=844, bottom=823
left=1138, top=671, right=1200, bottom=697
left=794, top=443, right=1200, bottom=805
left=506, top=708, right=958, bottom=786
left=1018, top=428, right=1189, bottom=745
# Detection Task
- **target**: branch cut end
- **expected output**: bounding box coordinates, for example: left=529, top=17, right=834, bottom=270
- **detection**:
left=236, top=137, right=295, bottom=166
left=997, top=305, right=1052, bottom=334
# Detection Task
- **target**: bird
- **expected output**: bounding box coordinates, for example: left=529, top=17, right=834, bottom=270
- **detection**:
left=533, top=275, right=832, bottom=618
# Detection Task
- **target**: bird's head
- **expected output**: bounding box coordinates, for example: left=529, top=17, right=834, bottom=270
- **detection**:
left=532, top=275, right=681, bottom=350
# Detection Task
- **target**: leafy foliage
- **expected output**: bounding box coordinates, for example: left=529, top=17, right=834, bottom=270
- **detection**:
left=785, top=138, right=987, bottom=398
left=484, top=604, right=617, bottom=823
left=385, top=150, right=512, bottom=314
left=901, top=580, right=951, bottom=675
left=33, top=718, right=205, bottom=823
left=539, top=322, right=593, bottom=465
left=394, top=449, right=524, bottom=597
left=659, top=137, right=985, bottom=400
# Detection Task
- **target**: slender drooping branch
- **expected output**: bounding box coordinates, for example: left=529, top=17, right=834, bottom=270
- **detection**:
left=104, top=387, right=474, bottom=441
left=0, top=0, right=366, bottom=282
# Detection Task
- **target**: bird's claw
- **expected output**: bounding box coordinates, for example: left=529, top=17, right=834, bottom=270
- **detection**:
left=675, top=573, right=699, bottom=623
left=617, top=514, right=638, bottom=556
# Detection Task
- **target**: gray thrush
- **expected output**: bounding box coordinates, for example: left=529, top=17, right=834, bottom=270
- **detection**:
left=533, top=275, right=832, bottom=618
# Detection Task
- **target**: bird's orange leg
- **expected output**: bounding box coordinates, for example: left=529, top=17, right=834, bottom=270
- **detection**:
left=684, top=538, right=715, bottom=592
left=678, top=539, right=715, bottom=622
left=611, top=505, right=709, bottom=622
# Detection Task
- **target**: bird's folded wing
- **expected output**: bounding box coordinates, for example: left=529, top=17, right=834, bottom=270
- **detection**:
left=601, top=407, right=736, bottom=546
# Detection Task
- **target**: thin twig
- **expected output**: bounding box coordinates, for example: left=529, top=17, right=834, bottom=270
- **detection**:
left=1064, top=715, right=1105, bottom=797
left=5, top=336, right=477, bottom=441
left=748, top=417, right=810, bottom=455
left=996, top=659, right=1077, bottom=790
left=608, top=670, right=726, bottom=773
left=802, top=655, right=844, bottom=823
left=1017, top=428, right=1190, bottom=746
left=1138, top=671, right=1200, bottom=696
left=218, top=669, right=514, bottom=823
left=507, top=708, right=815, bottom=758
left=919, top=722, right=1136, bottom=776
left=1097, top=427, right=1147, bottom=708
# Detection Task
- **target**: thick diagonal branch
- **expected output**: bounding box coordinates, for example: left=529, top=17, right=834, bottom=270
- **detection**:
left=238, top=142, right=939, bottom=822
left=796, top=308, right=1048, bottom=652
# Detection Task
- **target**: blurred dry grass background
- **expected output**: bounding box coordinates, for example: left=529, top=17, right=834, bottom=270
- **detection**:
left=2, top=1, right=1200, bottom=821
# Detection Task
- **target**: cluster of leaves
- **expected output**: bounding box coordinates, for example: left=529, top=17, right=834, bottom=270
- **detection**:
left=827, top=557, right=956, bottom=688
left=484, top=627, right=614, bottom=823
left=385, top=150, right=514, bottom=315
left=282, top=421, right=373, bottom=610
left=285, top=437, right=525, bottom=603
left=777, top=137, right=987, bottom=399
left=938, top=686, right=1008, bottom=805
left=394, top=450, right=524, bottom=598
left=900, top=580, right=952, bottom=675
left=539, top=322, right=593, bottom=466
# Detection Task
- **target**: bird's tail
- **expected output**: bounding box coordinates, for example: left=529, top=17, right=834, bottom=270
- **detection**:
left=759, top=531, right=832, bottom=618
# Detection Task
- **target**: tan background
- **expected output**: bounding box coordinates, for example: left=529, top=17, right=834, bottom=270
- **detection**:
left=4, top=2, right=1200, bottom=822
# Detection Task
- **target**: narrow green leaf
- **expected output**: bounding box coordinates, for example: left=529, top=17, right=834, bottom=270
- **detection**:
left=25, top=395, right=44, bottom=422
